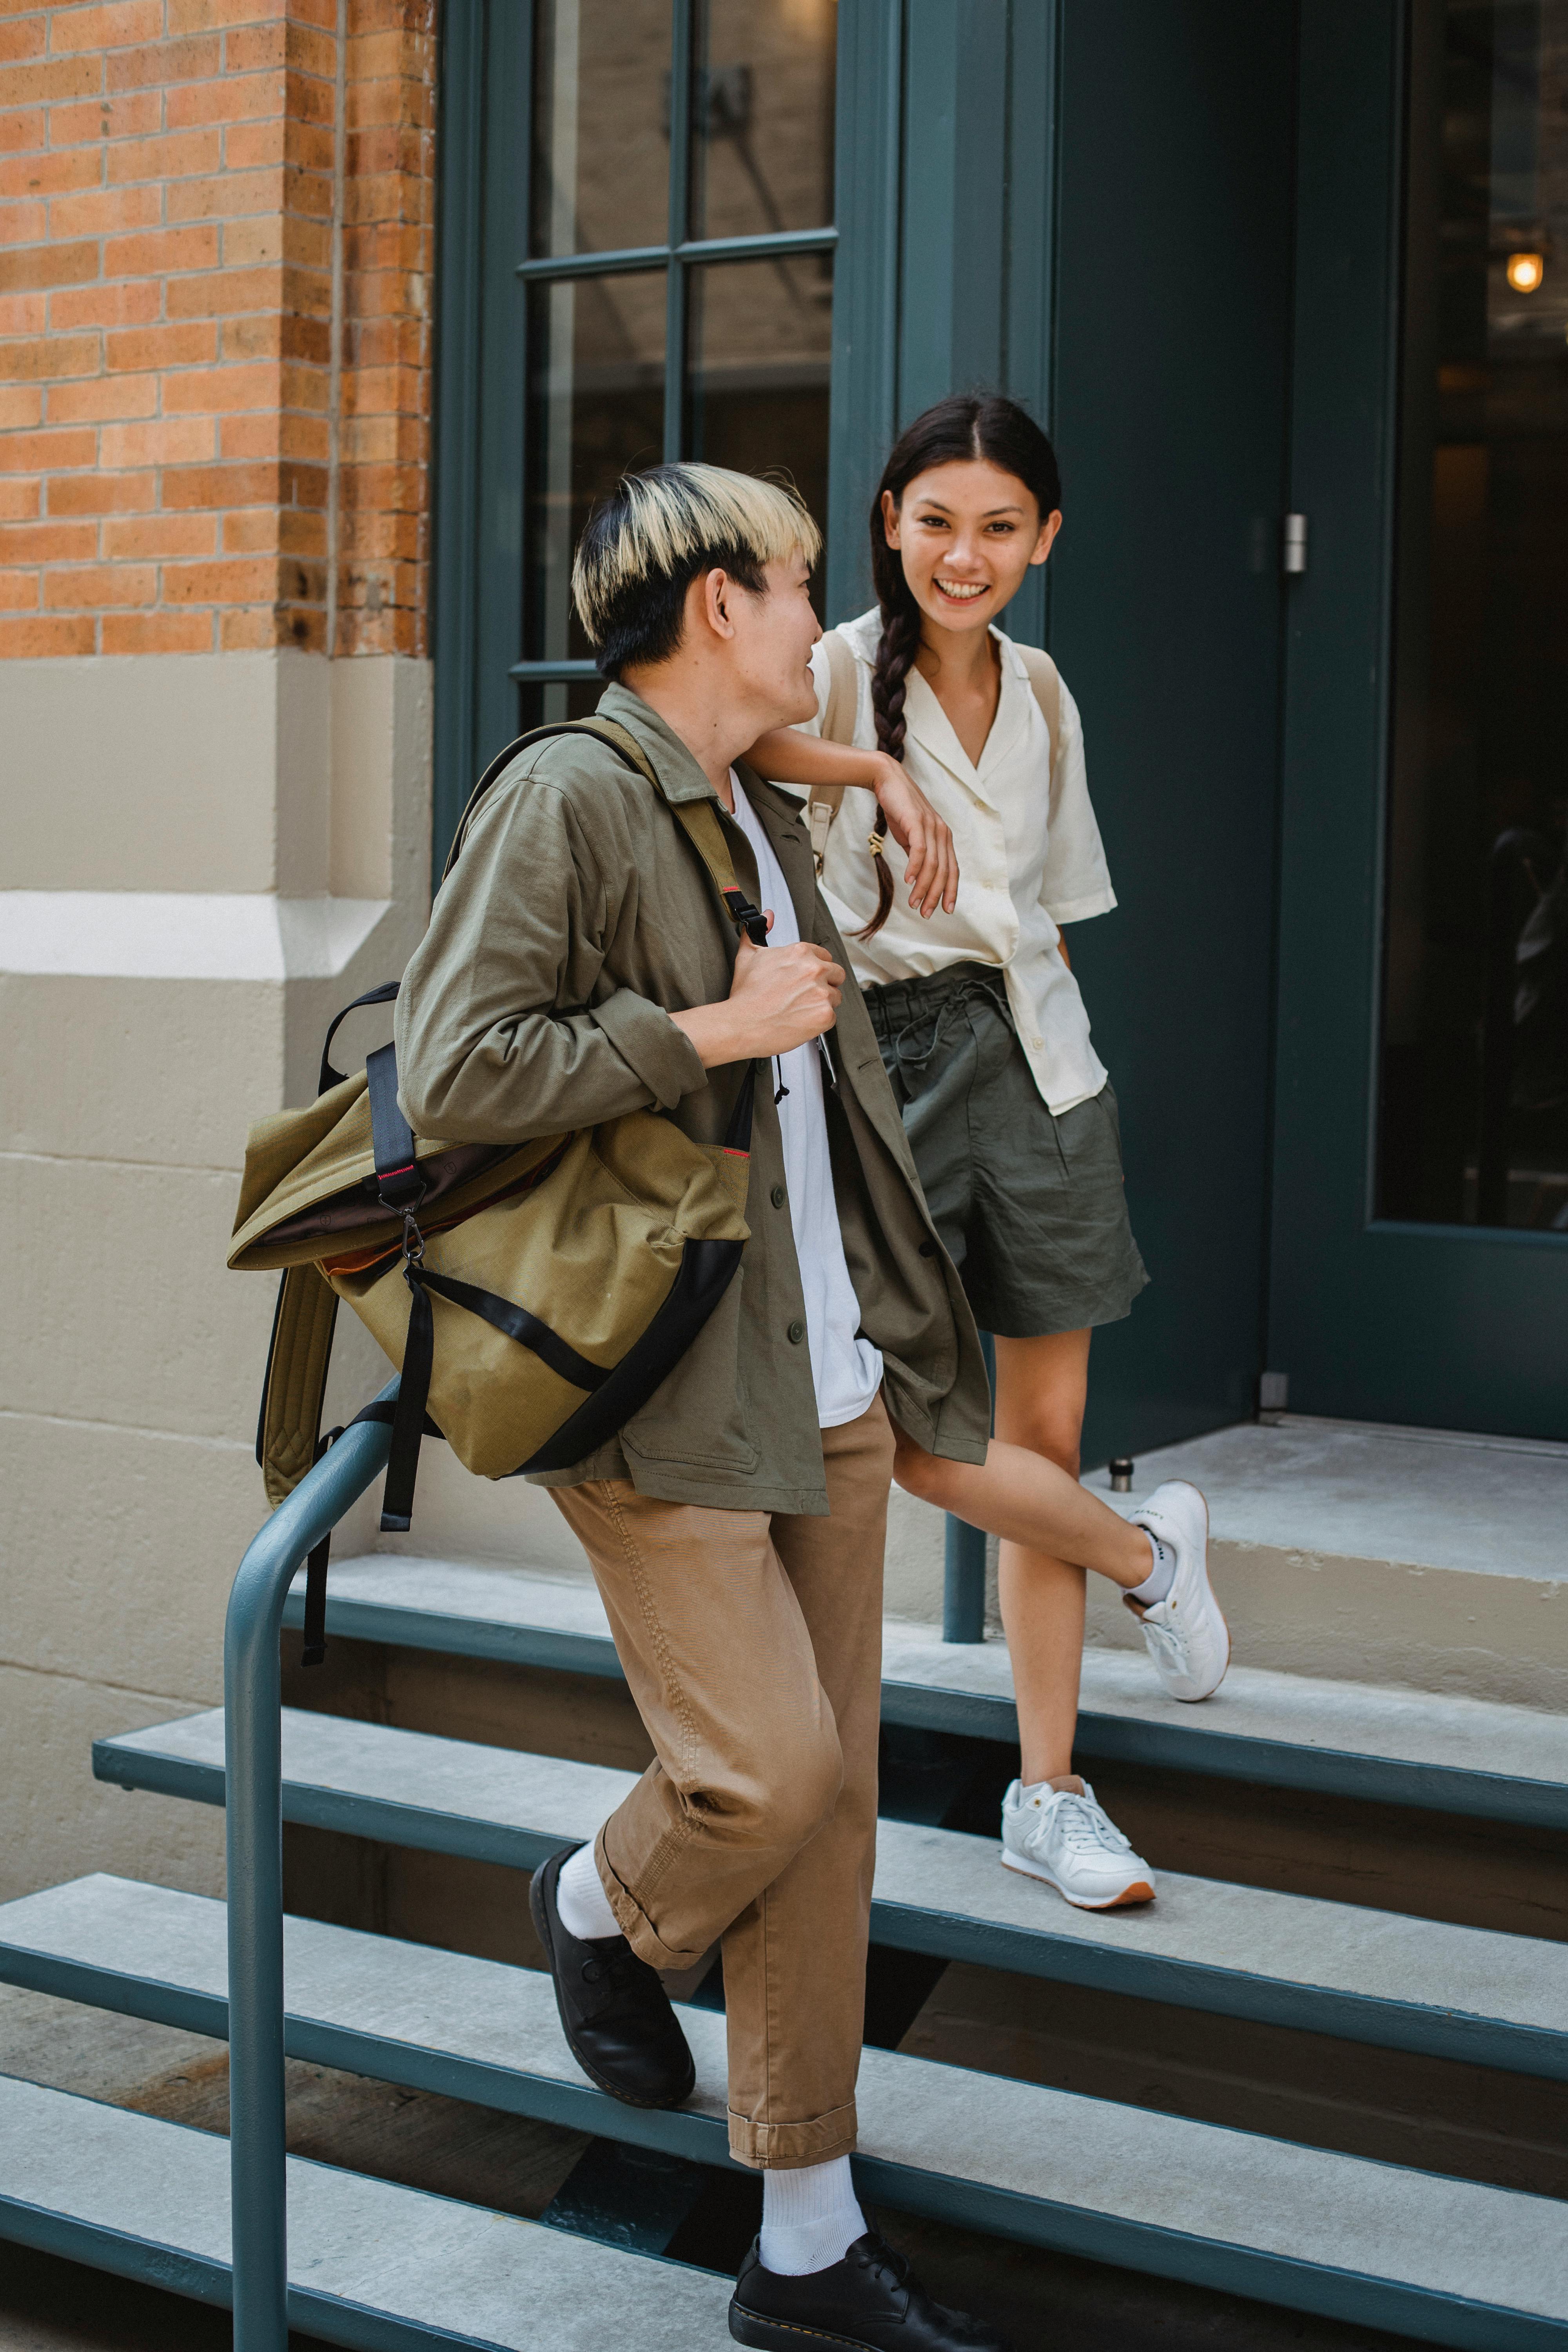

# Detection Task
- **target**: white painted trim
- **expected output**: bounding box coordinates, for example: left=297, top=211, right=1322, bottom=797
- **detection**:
left=0, top=891, right=390, bottom=981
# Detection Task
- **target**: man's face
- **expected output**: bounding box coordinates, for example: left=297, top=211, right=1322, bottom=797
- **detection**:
left=725, top=555, right=821, bottom=729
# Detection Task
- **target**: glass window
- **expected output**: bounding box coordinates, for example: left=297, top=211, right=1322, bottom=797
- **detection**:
left=689, top=0, right=837, bottom=243
left=514, top=0, right=837, bottom=725
left=1380, top=0, right=1568, bottom=1231
left=530, top=0, right=671, bottom=258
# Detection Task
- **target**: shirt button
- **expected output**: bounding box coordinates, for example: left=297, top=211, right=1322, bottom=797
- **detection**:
left=787, top=1319, right=806, bottom=1344
left=1030, top=1035, right=1044, bottom=1050
left=770, top=1184, right=786, bottom=1209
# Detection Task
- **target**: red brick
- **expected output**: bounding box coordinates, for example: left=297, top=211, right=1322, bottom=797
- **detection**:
left=166, top=164, right=284, bottom=222
left=171, top=72, right=281, bottom=131
left=98, top=415, right=215, bottom=465
left=107, top=127, right=225, bottom=184
left=0, top=236, right=96, bottom=290
left=46, top=467, right=152, bottom=514
left=46, top=371, right=158, bottom=422
left=0, top=148, right=96, bottom=206
left=0, top=612, right=96, bottom=652
left=221, top=307, right=327, bottom=363
left=103, top=607, right=214, bottom=652
left=51, top=1, right=165, bottom=52
left=43, top=559, right=156, bottom=606
left=0, top=59, right=100, bottom=109
left=0, top=379, right=38, bottom=426
left=0, top=18, right=44, bottom=65
left=161, top=358, right=280, bottom=413
left=0, top=104, right=45, bottom=153
left=103, top=510, right=215, bottom=558
left=2, top=330, right=99, bottom=378
left=106, top=319, right=216, bottom=368
left=49, top=89, right=161, bottom=144
left=0, top=196, right=44, bottom=240
left=0, top=289, right=43, bottom=332
left=49, top=180, right=160, bottom=235
left=0, top=516, right=98, bottom=561
left=162, top=552, right=277, bottom=603
left=166, top=0, right=284, bottom=28
left=103, top=223, right=218, bottom=275
left=0, top=565, right=40, bottom=608
left=218, top=603, right=281, bottom=650
left=50, top=277, right=156, bottom=327
left=0, top=423, right=94, bottom=468
left=163, top=261, right=290, bottom=317
left=105, top=35, right=220, bottom=92
left=0, top=473, right=39, bottom=515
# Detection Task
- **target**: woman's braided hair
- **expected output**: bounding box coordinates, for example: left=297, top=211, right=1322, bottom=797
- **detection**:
left=859, top=394, right=1062, bottom=938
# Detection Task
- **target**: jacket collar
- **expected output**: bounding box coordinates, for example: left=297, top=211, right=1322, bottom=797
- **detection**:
left=594, top=681, right=724, bottom=805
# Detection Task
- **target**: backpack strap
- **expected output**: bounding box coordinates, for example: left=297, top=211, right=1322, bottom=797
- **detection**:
left=1015, top=642, right=1063, bottom=774
left=806, top=630, right=860, bottom=875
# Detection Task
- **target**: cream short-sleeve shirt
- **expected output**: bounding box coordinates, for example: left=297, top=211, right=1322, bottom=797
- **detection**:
left=800, top=608, right=1116, bottom=1116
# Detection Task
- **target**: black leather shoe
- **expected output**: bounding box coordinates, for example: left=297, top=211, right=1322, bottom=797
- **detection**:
left=729, top=2230, right=1014, bottom=2349
left=528, top=1843, right=695, bottom=2110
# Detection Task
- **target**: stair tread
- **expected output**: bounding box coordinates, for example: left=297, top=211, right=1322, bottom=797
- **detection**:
left=287, top=1553, right=1568, bottom=1821
left=91, top=1710, right=1568, bottom=2071
left=0, top=2071, right=731, bottom=2347
left=2, top=1876, right=1566, bottom=2336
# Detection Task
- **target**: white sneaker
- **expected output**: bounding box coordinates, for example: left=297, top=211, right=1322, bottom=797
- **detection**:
left=1000, top=1779, right=1156, bottom=1909
left=1127, top=1479, right=1229, bottom=1700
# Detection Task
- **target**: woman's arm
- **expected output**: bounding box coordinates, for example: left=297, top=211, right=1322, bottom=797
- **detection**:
left=746, top=727, right=959, bottom=918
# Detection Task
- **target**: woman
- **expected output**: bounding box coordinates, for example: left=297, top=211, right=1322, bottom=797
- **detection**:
left=746, top=394, right=1228, bottom=1910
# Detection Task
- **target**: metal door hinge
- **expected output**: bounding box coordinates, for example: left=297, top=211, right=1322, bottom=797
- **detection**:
left=1283, top=514, right=1308, bottom=575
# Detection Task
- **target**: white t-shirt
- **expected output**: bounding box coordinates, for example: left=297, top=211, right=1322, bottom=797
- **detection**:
left=728, top=775, right=884, bottom=1431
left=802, top=610, right=1116, bottom=1116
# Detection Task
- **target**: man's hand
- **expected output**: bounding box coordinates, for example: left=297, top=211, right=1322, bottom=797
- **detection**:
left=671, top=920, right=844, bottom=1069
left=871, top=756, right=958, bottom=918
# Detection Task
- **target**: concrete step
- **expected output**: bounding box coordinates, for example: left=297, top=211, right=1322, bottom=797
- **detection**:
left=284, top=1553, right=1568, bottom=1827
left=91, top=1712, right=1568, bottom=2077
left=0, top=2070, right=731, bottom=2348
left=3, top=1882, right=1567, bottom=2350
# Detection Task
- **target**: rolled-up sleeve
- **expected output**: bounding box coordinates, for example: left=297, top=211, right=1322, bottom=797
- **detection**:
left=395, top=772, right=708, bottom=1144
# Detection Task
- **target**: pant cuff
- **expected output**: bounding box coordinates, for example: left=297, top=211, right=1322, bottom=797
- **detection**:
left=727, top=2102, right=858, bottom=2171
left=593, top=1829, right=708, bottom=1973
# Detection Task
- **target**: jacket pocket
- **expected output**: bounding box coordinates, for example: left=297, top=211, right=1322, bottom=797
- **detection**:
left=618, top=1263, right=759, bottom=1473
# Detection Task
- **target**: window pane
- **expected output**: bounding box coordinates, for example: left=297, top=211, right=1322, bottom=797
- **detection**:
left=524, top=272, right=666, bottom=664
left=1380, top=0, right=1568, bottom=1230
left=685, top=255, right=832, bottom=600
left=530, top=0, right=670, bottom=259
left=689, top=0, right=836, bottom=243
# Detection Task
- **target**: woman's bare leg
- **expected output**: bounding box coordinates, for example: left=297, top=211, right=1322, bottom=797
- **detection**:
left=891, top=1399, right=1150, bottom=1594
left=991, top=1331, right=1093, bottom=1784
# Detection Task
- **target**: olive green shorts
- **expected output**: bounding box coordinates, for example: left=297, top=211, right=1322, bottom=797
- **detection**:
left=864, top=962, right=1149, bottom=1341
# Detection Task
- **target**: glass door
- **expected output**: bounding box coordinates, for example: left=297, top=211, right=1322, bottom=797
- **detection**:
left=1269, top=0, right=1568, bottom=1437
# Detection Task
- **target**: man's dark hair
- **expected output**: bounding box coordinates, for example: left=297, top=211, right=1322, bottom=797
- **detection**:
left=572, top=462, right=820, bottom=679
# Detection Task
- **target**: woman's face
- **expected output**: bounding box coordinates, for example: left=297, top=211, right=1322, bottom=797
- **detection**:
left=883, top=458, right=1060, bottom=639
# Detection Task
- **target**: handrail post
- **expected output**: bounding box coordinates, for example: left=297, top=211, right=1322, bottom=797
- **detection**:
left=224, top=1382, right=397, bottom=2352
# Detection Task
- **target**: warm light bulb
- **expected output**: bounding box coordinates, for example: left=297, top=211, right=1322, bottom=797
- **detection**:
left=1506, top=251, right=1545, bottom=292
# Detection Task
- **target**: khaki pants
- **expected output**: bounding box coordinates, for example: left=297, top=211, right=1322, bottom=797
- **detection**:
left=549, top=1393, right=894, bottom=2169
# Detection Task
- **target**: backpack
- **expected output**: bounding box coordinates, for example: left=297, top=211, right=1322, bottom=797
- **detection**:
left=804, top=627, right=1064, bottom=874
left=228, top=718, right=769, bottom=1649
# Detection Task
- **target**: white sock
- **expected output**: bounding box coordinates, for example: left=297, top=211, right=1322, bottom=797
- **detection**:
left=759, top=2156, right=866, bottom=2276
left=554, top=1842, right=620, bottom=1942
left=1125, top=1532, right=1176, bottom=1608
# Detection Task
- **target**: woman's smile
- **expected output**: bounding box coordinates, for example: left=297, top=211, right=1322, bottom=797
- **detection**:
left=932, top=577, right=990, bottom=604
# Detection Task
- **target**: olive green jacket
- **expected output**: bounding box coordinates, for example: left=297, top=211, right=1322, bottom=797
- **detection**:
left=394, top=683, right=990, bottom=1514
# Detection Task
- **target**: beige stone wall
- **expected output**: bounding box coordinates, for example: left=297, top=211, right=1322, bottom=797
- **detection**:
left=0, top=645, right=429, bottom=1904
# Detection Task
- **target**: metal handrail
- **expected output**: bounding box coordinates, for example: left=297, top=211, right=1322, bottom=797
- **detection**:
left=224, top=1377, right=399, bottom=2352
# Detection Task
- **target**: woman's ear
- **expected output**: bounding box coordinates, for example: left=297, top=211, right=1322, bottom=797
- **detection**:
left=1029, top=510, right=1063, bottom=568
left=880, top=488, right=902, bottom=548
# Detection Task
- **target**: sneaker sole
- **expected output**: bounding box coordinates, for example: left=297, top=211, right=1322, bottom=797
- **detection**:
left=1000, top=1844, right=1156, bottom=1909
left=528, top=1849, right=696, bottom=2113
left=1138, top=1483, right=1231, bottom=1703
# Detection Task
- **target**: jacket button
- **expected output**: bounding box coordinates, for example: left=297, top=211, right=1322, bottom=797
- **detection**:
left=771, top=1184, right=786, bottom=1209
left=787, top=1319, right=806, bottom=1344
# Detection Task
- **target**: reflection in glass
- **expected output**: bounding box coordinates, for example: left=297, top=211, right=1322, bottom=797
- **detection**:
left=689, top=0, right=836, bottom=242
left=530, top=0, right=670, bottom=259
left=1380, top=0, right=1568, bottom=1230
left=686, top=256, right=833, bottom=602
left=524, top=272, right=666, bottom=688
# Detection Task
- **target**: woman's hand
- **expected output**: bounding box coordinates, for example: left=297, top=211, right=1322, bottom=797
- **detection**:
left=869, top=755, right=958, bottom=918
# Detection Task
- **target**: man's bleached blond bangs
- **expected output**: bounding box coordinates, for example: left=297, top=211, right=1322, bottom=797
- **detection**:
left=572, top=462, right=820, bottom=648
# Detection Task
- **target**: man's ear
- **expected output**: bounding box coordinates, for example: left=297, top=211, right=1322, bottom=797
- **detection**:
left=701, top=566, right=738, bottom=642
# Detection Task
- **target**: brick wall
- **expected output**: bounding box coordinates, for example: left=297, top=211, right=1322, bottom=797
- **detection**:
left=0, top=0, right=434, bottom=659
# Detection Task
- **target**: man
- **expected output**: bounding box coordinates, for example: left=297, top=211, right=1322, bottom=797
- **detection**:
left=395, top=462, right=1003, bottom=2348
